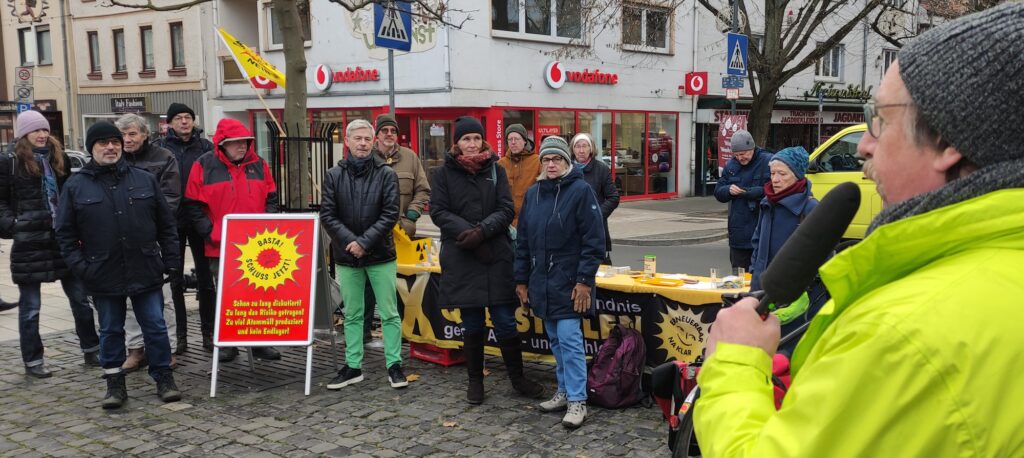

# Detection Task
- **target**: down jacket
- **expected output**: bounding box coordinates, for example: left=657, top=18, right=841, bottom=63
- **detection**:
left=514, top=167, right=605, bottom=320
left=749, top=182, right=818, bottom=290
left=55, top=158, right=179, bottom=296
left=714, top=149, right=772, bottom=250
left=430, top=152, right=516, bottom=308
left=319, top=155, right=400, bottom=268
left=0, top=147, right=74, bottom=284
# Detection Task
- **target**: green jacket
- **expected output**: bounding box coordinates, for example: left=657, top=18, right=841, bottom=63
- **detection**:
left=694, top=189, right=1024, bottom=457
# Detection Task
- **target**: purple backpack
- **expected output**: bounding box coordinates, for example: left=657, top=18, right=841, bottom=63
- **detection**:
left=587, top=324, right=646, bottom=408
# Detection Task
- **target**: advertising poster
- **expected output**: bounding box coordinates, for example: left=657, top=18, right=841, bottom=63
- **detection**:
left=716, top=114, right=748, bottom=172
left=214, top=214, right=319, bottom=347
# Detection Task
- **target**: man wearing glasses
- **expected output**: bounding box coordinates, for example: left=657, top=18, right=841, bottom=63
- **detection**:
left=694, top=4, right=1024, bottom=456
left=497, top=124, right=539, bottom=227
left=153, top=103, right=216, bottom=355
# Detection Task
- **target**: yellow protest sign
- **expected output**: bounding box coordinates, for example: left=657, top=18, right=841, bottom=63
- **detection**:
left=216, top=27, right=286, bottom=89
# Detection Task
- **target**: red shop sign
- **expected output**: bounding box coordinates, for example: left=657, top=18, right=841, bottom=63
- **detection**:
left=537, top=125, right=561, bottom=136
left=313, top=64, right=380, bottom=91
left=544, top=61, right=618, bottom=89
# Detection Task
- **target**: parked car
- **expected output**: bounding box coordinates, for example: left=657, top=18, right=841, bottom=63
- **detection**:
left=66, top=150, right=90, bottom=173
left=806, top=124, right=881, bottom=239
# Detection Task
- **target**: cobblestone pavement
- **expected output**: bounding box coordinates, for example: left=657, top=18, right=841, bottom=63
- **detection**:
left=0, top=318, right=671, bottom=457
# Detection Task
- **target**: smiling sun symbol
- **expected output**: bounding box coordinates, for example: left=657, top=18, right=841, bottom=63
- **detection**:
left=234, top=228, right=303, bottom=291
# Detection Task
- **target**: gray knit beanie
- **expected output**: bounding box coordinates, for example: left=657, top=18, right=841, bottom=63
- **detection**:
left=538, top=136, right=572, bottom=163
left=898, top=2, right=1024, bottom=167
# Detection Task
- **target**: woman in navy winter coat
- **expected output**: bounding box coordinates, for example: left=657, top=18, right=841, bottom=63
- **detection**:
left=514, top=136, right=605, bottom=429
left=749, top=146, right=818, bottom=290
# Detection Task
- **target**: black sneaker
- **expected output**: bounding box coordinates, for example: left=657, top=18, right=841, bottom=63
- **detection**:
left=154, top=369, right=182, bottom=403
left=83, top=351, right=101, bottom=367
left=388, top=364, right=409, bottom=389
left=102, top=373, right=127, bottom=409
left=326, top=366, right=363, bottom=390
left=252, top=346, right=281, bottom=360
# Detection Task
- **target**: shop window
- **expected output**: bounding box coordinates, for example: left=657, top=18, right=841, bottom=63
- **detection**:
left=537, top=110, right=575, bottom=145
left=614, top=113, right=645, bottom=196
left=492, top=0, right=582, bottom=42
left=264, top=2, right=312, bottom=50
left=140, top=26, right=154, bottom=72
left=36, top=27, right=52, bottom=65
left=578, top=111, right=612, bottom=163
left=18, top=28, right=33, bottom=65
left=113, top=29, right=127, bottom=74
left=881, top=49, right=897, bottom=78
left=170, top=22, right=186, bottom=70
left=622, top=3, right=670, bottom=53
left=647, top=113, right=676, bottom=194
left=815, top=43, right=844, bottom=80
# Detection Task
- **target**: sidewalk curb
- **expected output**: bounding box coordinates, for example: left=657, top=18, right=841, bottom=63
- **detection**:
left=612, top=232, right=729, bottom=247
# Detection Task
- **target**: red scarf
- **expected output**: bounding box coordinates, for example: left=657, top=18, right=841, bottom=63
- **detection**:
left=457, top=151, right=492, bottom=174
left=764, top=178, right=808, bottom=204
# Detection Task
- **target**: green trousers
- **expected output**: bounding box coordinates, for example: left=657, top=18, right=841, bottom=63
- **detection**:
left=337, top=262, right=401, bottom=368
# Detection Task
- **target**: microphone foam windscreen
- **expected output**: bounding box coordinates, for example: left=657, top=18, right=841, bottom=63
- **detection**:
left=759, top=181, right=861, bottom=305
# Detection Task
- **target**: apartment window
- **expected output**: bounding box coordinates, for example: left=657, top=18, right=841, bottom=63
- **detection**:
left=751, top=33, right=764, bottom=53
left=881, top=48, right=897, bottom=77
left=622, top=3, right=670, bottom=52
left=18, top=28, right=33, bottom=65
left=815, top=43, right=844, bottom=80
left=170, top=22, right=186, bottom=71
left=491, top=0, right=582, bottom=41
left=36, top=27, right=52, bottom=65
left=221, top=56, right=245, bottom=84
left=266, top=4, right=311, bottom=48
left=88, top=31, right=101, bottom=76
left=140, top=26, right=154, bottom=72
left=113, top=29, right=127, bottom=74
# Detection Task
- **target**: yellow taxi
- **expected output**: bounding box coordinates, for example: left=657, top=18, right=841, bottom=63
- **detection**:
left=806, top=124, right=882, bottom=239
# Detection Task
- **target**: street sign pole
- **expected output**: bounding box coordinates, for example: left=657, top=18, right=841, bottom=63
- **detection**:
left=817, top=91, right=824, bottom=147
left=730, top=0, right=738, bottom=115
left=374, top=1, right=412, bottom=115
left=388, top=49, right=395, bottom=114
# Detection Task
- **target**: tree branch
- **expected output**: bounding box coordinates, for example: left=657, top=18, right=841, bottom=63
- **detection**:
left=105, top=0, right=209, bottom=12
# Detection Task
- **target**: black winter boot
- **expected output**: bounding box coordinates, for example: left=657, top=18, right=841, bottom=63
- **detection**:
left=154, top=369, right=182, bottom=402
left=499, top=336, right=545, bottom=399
left=464, top=331, right=486, bottom=405
left=101, top=373, right=128, bottom=409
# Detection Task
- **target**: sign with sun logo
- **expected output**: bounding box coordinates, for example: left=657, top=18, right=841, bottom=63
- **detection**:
left=214, top=215, right=320, bottom=347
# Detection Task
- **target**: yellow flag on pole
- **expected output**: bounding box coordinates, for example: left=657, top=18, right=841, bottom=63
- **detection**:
left=216, top=27, right=286, bottom=89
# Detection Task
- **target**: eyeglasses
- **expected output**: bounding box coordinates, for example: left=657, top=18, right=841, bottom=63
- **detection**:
left=541, top=156, right=565, bottom=164
left=863, top=101, right=912, bottom=138
left=379, top=127, right=398, bottom=135
left=94, top=139, right=121, bottom=147
left=507, top=137, right=524, bottom=144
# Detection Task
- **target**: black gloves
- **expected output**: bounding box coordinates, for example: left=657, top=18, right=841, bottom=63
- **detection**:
left=456, top=226, right=485, bottom=250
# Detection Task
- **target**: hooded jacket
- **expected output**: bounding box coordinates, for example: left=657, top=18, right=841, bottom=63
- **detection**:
left=184, top=119, right=279, bottom=258
left=513, top=167, right=605, bottom=320
left=373, top=143, right=430, bottom=236
left=319, top=154, right=399, bottom=268
left=749, top=182, right=817, bottom=290
left=430, top=152, right=516, bottom=308
left=694, top=189, right=1024, bottom=457
left=714, top=148, right=773, bottom=250
left=0, top=145, right=75, bottom=284
left=55, top=158, right=179, bottom=296
left=497, top=150, right=540, bottom=227
left=153, top=125, right=214, bottom=226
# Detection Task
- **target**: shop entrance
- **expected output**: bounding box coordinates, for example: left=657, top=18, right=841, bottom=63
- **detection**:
left=401, top=109, right=489, bottom=187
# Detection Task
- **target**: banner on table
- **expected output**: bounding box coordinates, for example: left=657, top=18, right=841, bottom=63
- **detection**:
left=397, top=272, right=722, bottom=364
left=214, top=214, right=319, bottom=346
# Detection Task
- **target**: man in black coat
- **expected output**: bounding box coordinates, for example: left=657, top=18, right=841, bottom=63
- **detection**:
left=56, top=121, right=182, bottom=409
left=153, top=102, right=216, bottom=351
left=320, top=119, right=407, bottom=391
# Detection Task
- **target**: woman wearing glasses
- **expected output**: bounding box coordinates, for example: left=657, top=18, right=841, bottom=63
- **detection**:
left=430, top=116, right=545, bottom=406
left=514, top=136, right=606, bottom=429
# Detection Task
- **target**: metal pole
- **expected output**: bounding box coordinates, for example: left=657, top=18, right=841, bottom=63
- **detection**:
left=730, top=0, right=738, bottom=115
left=388, top=49, right=396, bottom=114
left=59, top=0, right=76, bottom=149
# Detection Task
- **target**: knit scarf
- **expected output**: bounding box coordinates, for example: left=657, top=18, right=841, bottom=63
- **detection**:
left=867, top=158, right=1024, bottom=235
left=457, top=151, right=491, bottom=174
left=764, top=178, right=807, bottom=205
left=346, top=154, right=373, bottom=176
left=35, top=149, right=59, bottom=223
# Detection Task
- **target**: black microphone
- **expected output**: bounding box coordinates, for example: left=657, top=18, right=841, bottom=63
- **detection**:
left=755, top=181, right=861, bottom=316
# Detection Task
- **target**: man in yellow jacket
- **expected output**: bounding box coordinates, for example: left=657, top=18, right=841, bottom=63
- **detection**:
left=694, top=4, right=1024, bottom=457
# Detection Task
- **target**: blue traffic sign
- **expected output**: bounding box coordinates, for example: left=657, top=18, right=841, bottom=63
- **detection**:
left=374, top=1, right=413, bottom=52
left=726, top=33, right=749, bottom=76
left=15, top=103, right=31, bottom=114
left=722, top=75, right=744, bottom=89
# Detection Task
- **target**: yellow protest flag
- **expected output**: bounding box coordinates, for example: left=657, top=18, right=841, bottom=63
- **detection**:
left=216, top=27, right=286, bottom=89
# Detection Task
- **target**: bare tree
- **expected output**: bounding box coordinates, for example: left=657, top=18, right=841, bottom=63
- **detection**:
left=870, top=0, right=1004, bottom=48
left=103, top=0, right=466, bottom=208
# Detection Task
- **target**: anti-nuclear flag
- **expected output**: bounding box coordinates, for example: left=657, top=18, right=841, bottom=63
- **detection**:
left=216, top=27, right=286, bottom=89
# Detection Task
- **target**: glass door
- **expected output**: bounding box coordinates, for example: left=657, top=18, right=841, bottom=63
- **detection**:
left=418, top=119, right=453, bottom=187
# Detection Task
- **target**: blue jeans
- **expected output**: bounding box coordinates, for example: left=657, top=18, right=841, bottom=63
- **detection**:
left=544, top=318, right=587, bottom=402
left=18, top=277, right=100, bottom=366
left=94, top=289, right=171, bottom=378
left=461, top=305, right=518, bottom=340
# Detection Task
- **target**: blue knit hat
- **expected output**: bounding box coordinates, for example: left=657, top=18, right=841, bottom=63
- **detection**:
left=771, top=146, right=809, bottom=180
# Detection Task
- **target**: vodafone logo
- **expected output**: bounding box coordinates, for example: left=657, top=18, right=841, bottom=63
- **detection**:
left=314, top=64, right=333, bottom=91
left=251, top=75, right=277, bottom=89
left=684, top=72, right=708, bottom=96
left=544, top=61, right=567, bottom=89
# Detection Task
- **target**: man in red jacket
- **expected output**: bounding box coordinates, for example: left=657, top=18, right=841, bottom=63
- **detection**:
left=184, top=118, right=281, bottom=362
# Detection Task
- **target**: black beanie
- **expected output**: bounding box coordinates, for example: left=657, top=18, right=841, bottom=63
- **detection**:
left=166, top=102, right=195, bottom=121
left=453, top=116, right=484, bottom=143
left=86, top=121, right=123, bottom=153
left=375, top=113, right=399, bottom=135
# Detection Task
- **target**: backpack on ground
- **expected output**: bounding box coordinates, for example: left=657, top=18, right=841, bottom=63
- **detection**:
left=587, top=324, right=646, bottom=408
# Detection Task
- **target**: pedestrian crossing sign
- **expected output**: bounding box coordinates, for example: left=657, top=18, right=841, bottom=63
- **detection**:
left=726, top=32, right=748, bottom=76
left=374, top=1, right=413, bottom=52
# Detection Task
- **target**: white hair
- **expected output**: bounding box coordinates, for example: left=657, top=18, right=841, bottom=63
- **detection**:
left=114, top=113, right=151, bottom=136
left=346, top=119, right=374, bottom=137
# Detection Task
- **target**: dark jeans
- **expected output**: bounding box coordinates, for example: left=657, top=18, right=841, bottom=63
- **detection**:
left=18, top=277, right=100, bottom=366
left=94, top=289, right=171, bottom=378
left=729, top=248, right=753, bottom=270
left=171, top=226, right=215, bottom=336
left=461, top=304, right=518, bottom=341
